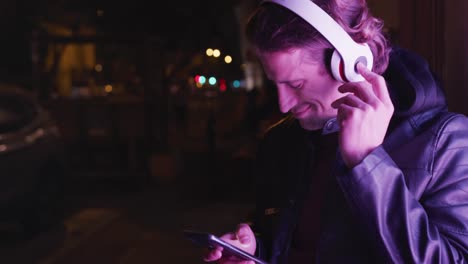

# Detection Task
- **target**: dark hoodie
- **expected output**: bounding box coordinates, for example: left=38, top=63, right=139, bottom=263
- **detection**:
left=384, top=46, right=447, bottom=127
left=252, top=47, right=468, bottom=263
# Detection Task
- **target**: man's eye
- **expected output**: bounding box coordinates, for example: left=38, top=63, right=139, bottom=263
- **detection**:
left=289, top=83, right=302, bottom=89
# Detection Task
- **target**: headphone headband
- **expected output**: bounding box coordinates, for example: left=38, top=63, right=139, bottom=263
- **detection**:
left=261, top=0, right=373, bottom=82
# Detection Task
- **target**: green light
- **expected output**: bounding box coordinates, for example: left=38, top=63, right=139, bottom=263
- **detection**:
left=199, top=76, right=206, bottom=84
left=233, top=80, right=240, bottom=88
left=209, top=77, right=217, bottom=85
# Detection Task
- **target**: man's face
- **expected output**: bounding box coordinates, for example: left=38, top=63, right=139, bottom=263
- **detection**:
left=258, top=49, right=343, bottom=131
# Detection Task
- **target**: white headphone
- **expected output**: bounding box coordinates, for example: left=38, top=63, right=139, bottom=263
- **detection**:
left=262, top=0, right=374, bottom=82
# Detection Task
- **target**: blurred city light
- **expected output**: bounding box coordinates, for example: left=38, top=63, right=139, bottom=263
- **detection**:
left=232, top=80, right=240, bottom=88
left=206, top=48, right=214, bottom=56
left=95, top=64, right=103, bottom=72
left=208, top=77, right=217, bottom=85
left=104, top=84, right=113, bottom=93
left=213, top=49, right=221, bottom=58
left=219, top=79, right=227, bottom=92
left=199, top=76, right=206, bottom=84
left=224, top=55, right=232, bottom=64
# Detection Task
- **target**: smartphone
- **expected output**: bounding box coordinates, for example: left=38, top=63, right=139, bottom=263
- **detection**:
left=183, top=230, right=269, bottom=264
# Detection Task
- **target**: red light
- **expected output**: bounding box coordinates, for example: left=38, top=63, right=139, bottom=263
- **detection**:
left=194, top=75, right=200, bottom=83
left=220, top=83, right=227, bottom=92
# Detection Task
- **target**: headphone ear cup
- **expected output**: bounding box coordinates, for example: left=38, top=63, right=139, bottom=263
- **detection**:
left=330, top=49, right=346, bottom=82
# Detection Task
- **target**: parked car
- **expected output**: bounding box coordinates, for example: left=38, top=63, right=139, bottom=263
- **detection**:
left=0, top=85, right=67, bottom=235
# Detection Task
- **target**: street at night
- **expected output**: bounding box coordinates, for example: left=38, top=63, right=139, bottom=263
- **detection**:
left=0, top=0, right=466, bottom=263
left=0, top=158, right=255, bottom=264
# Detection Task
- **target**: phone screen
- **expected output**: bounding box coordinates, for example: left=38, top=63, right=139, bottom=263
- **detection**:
left=183, top=230, right=269, bottom=264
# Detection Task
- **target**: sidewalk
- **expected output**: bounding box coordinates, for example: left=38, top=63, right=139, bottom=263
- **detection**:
left=0, top=182, right=255, bottom=264
left=0, top=145, right=257, bottom=264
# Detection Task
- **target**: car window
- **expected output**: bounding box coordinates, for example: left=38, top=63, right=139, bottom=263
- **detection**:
left=0, top=94, right=38, bottom=133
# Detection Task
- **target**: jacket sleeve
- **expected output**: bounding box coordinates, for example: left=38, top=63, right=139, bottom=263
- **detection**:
left=336, top=115, right=468, bottom=263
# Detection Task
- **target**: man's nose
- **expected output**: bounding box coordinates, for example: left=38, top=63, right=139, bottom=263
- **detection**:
left=277, top=87, right=297, bottom=113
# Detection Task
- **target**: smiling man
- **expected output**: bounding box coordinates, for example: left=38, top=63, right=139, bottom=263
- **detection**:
left=202, top=0, right=468, bottom=263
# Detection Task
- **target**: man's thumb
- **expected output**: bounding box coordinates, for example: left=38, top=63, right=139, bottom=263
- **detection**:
left=236, top=224, right=252, bottom=244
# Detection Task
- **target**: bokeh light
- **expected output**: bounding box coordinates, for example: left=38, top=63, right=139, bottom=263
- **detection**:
left=95, top=64, right=103, bottom=72
left=104, top=84, right=113, bottom=93
left=199, top=76, right=206, bottom=84
left=208, top=77, right=217, bottom=85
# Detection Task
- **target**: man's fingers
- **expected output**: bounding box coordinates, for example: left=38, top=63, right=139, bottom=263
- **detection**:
left=338, top=82, right=378, bottom=106
left=336, top=103, right=354, bottom=125
left=332, top=94, right=367, bottom=110
left=356, top=63, right=392, bottom=106
left=203, top=248, right=223, bottom=262
left=235, top=224, right=252, bottom=244
left=356, top=62, right=378, bottom=81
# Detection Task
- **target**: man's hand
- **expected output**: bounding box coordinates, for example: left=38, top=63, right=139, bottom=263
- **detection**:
left=203, top=223, right=256, bottom=264
left=331, top=63, right=394, bottom=168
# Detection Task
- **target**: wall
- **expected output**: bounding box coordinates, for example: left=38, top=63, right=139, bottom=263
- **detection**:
left=444, top=0, right=468, bottom=115
left=367, top=0, right=399, bottom=32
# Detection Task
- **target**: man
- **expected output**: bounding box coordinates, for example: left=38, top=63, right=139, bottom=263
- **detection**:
left=204, top=0, right=468, bottom=263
